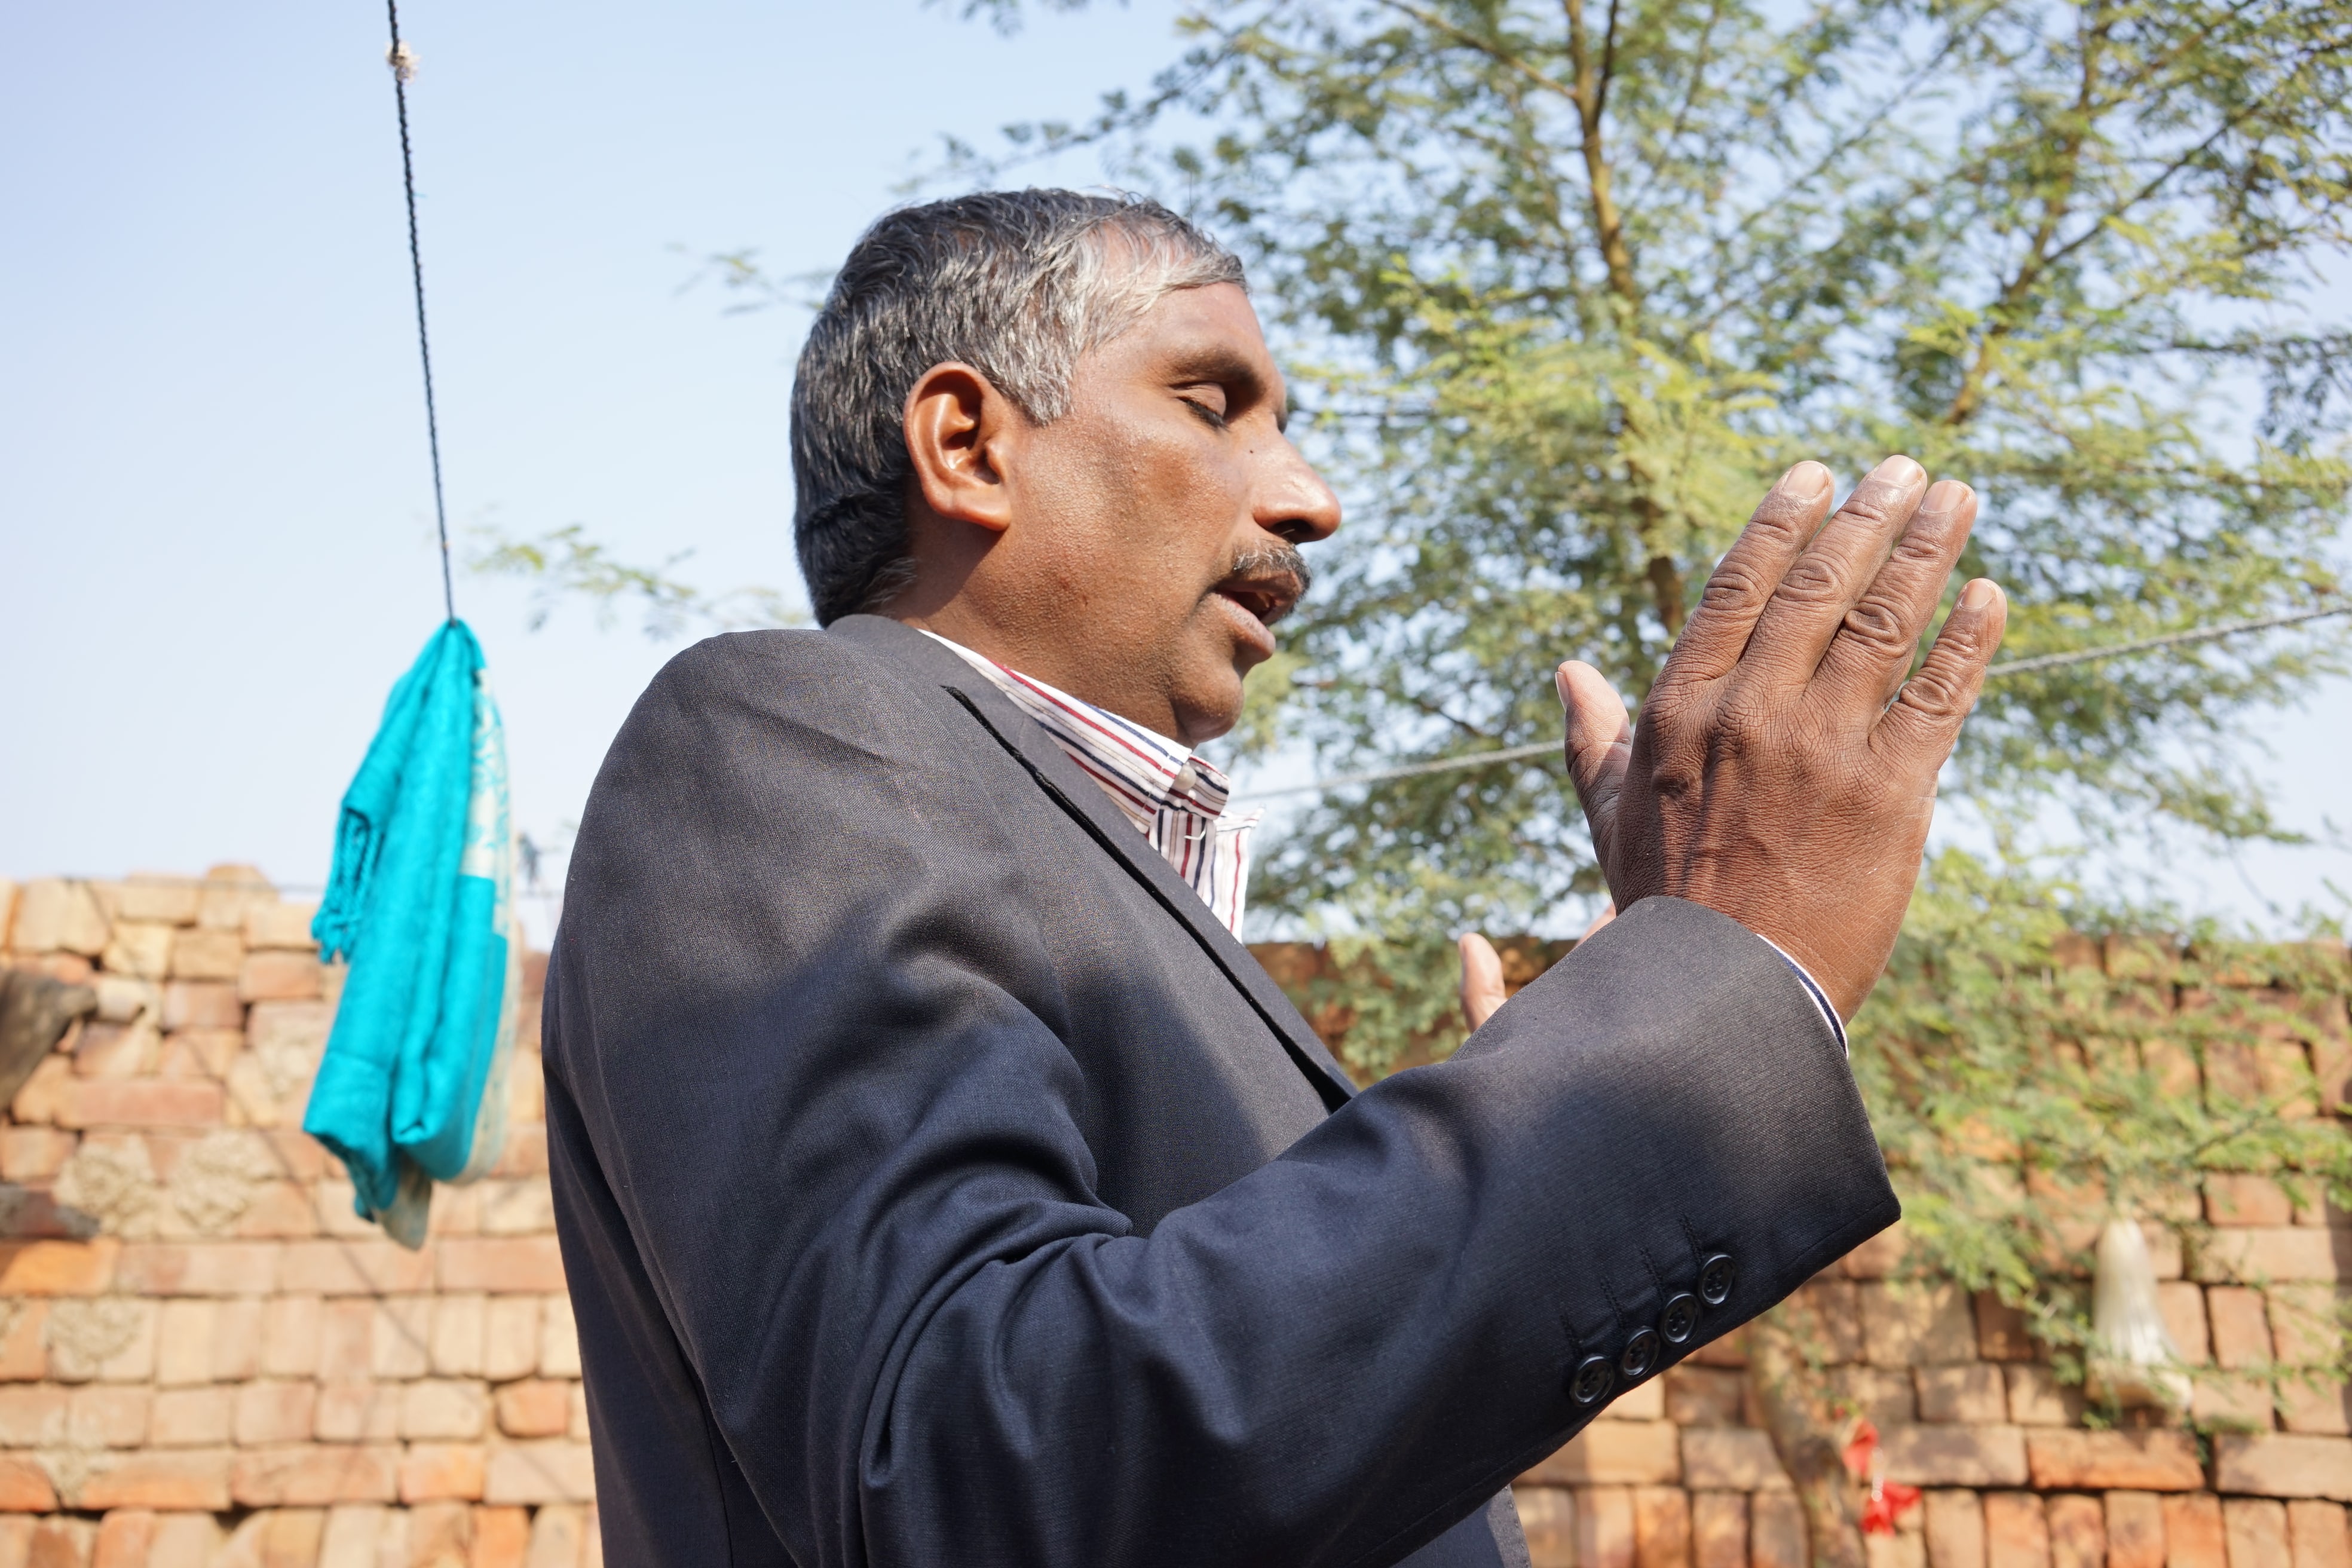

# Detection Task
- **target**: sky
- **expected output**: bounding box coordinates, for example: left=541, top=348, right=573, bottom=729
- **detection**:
left=4, top=0, right=2347, bottom=942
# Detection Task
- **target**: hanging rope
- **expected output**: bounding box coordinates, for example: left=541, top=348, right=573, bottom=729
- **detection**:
left=1242, top=602, right=2351, bottom=801
left=385, top=0, right=455, bottom=622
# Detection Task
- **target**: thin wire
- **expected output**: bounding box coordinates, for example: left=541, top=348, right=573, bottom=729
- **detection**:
left=1242, top=603, right=2352, bottom=802
left=385, top=0, right=455, bottom=623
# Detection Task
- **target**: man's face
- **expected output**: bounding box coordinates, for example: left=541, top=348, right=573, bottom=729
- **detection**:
left=994, top=282, right=1341, bottom=745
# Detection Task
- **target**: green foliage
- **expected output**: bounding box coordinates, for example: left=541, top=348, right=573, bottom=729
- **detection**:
left=1857, top=849, right=2352, bottom=1414
left=467, top=523, right=803, bottom=640
left=947, top=0, right=2352, bottom=959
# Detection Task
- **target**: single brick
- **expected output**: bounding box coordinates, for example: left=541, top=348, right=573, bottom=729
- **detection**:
left=150, top=1386, right=233, bottom=1447
left=2104, top=1491, right=2164, bottom=1568
left=243, top=901, right=319, bottom=950
left=2290, top=1500, right=2352, bottom=1568
left=146, top=1511, right=225, bottom=1568
left=1572, top=1485, right=1634, bottom=1568
left=2003, top=1366, right=2082, bottom=1428
left=1519, top=1422, right=1679, bottom=1487
left=1924, top=1490, right=1983, bottom=1568
left=1975, top=1292, right=2034, bottom=1362
left=1982, top=1490, right=2048, bottom=1566
left=93, top=1509, right=158, bottom=1568
left=1918, top=1364, right=2006, bottom=1425
left=0, top=1301, right=47, bottom=1381
left=1690, top=1491, right=1746, bottom=1568
left=1750, top=1489, right=1804, bottom=1568
left=1677, top=1428, right=1790, bottom=1492
left=68, top=1384, right=151, bottom=1447
left=232, top=1380, right=317, bottom=1446
left=260, top=1295, right=323, bottom=1379
left=2215, top=1433, right=2352, bottom=1501
left=317, top=1300, right=372, bottom=1381
left=73, top=1450, right=232, bottom=1512
left=158, top=982, right=240, bottom=1031
left=0, top=1387, right=66, bottom=1447
left=2209, top=1285, right=2276, bottom=1368
left=1511, top=1486, right=1571, bottom=1568
left=2196, top=1227, right=2352, bottom=1284
left=0, top=1239, right=119, bottom=1296
left=169, top=927, right=241, bottom=981
left=1882, top=1425, right=2029, bottom=1488
left=2164, top=1494, right=2228, bottom=1568
left=437, top=1238, right=566, bottom=1296
left=117, top=876, right=200, bottom=926
left=317, top=1503, right=390, bottom=1568
left=402, top=1379, right=488, bottom=1441
left=2157, top=1282, right=2210, bottom=1364
left=153, top=1300, right=215, bottom=1388
left=0, top=1128, right=79, bottom=1184
left=237, top=950, right=322, bottom=1003
left=2228, top=1498, right=2292, bottom=1567
left=2209, top=1173, right=2296, bottom=1226
left=370, top=1296, right=434, bottom=1380
left=210, top=1297, right=262, bottom=1383
left=313, top=1383, right=400, bottom=1444
left=0, top=1457, right=56, bottom=1513
left=22, top=1519, right=93, bottom=1561
left=431, top=1295, right=486, bottom=1377
left=494, top=1380, right=572, bottom=1440
left=541, top=1294, right=581, bottom=1379
left=472, top=1505, right=531, bottom=1568
left=277, top=1239, right=437, bottom=1296
left=1863, top=1283, right=1977, bottom=1367
left=229, top=1443, right=400, bottom=1507
left=528, top=1503, right=589, bottom=1568
left=2023, top=1430, right=2202, bottom=1492
left=400, top=1443, right=488, bottom=1504
left=485, top=1440, right=596, bottom=1505
left=569, top=1380, right=590, bottom=1441
left=113, top=1242, right=276, bottom=1297
left=2045, top=1493, right=2102, bottom=1568
left=1662, top=1365, right=1745, bottom=1427
left=483, top=1298, right=541, bottom=1382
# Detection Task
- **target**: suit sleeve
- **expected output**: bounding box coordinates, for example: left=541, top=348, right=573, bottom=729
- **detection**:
left=545, top=630, right=1899, bottom=1568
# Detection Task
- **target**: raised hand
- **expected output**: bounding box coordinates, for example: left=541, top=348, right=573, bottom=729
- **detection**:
left=1558, top=457, right=2006, bottom=1019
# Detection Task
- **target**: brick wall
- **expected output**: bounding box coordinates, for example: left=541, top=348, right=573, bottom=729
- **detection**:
left=1, top=869, right=2348, bottom=1567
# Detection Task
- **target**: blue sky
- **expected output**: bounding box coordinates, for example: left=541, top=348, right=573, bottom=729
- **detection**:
left=5, top=0, right=2346, bottom=940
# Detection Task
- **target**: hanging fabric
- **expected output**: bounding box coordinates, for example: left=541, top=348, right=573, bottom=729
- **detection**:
left=304, top=621, right=522, bottom=1247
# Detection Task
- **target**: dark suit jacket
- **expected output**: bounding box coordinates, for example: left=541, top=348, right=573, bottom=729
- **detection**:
left=543, top=614, right=1900, bottom=1567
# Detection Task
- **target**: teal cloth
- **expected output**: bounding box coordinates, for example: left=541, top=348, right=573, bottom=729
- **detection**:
left=304, top=621, right=517, bottom=1243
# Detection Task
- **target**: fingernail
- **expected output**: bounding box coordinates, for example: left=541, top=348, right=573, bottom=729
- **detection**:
left=1777, top=460, right=1832, bottom=498
left=1958, top=578, right=2001, bottom=611
left=1871, top=454, right=1927, bottom=486
left=1922, top=478, right=1970, bottom=513
left=1554, top=667, right=1572, bottom=708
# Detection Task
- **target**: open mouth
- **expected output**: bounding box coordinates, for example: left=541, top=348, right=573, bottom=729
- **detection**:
left=1214, top=575, right=1302, bottom=630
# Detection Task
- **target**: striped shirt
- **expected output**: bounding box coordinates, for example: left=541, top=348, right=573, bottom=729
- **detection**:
left=927, top=633, right=1263, bottom=935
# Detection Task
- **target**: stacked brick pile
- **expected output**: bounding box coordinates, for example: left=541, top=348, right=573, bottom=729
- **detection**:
left=0, top=871, right=592, bottom=1567
left=3, top=869, right=2350, bottom=1566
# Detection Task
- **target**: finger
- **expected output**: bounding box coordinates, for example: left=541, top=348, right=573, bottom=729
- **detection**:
left=1459, top=932, right=1507, bottom=1031
left=1557, top=661, right=1632, bottom=865
left=1811, top=480, right=1980, bottom=709
left=1874, top=577, right=2008, bottom=765
left=1661, top=461, right=1838, bottom=684
left=1579, top=902, right=1617, bottom=941
left=1739, top=455, right=1931, bottom=685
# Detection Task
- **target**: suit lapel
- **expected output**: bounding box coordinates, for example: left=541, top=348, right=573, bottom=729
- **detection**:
left=831, top=615, right=1355, bottom=1110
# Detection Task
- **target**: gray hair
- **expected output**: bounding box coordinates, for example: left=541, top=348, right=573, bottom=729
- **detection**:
left=791, top=190, right=1247, bottom=625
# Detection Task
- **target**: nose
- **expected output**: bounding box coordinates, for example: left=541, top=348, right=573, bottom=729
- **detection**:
left=1253, top=434, right=1342, bottom=546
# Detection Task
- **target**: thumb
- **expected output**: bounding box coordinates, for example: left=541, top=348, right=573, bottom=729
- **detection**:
left=1459, top=932, right=1507, bottom=1032
left=1557, top=661, right=1633, bottom=861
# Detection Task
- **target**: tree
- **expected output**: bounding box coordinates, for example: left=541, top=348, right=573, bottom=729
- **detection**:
left=945, top=0, right=2352, bottom=1065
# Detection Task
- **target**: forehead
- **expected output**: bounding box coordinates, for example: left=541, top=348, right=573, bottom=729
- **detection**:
left=1085, top=282, right=1282, bottom=392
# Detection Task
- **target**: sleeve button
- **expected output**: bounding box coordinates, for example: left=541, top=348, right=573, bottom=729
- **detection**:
left=1570, top=1354, right=1615, bottom=1406
left=1698, top=1253, right=1737, bottom=1306
left=1661, top=1292, right=1700, bottom=1345
left=1618, top=1327, right=1662, bottom=1380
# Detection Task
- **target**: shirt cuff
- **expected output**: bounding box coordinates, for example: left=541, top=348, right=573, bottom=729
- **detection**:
left=1749, top=930, right=1848, bottom=1056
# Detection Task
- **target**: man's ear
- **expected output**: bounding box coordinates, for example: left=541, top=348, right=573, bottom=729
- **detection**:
left=904, top=363, right=1018, bottom=535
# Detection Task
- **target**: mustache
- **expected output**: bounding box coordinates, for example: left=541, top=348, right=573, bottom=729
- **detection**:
left=1220, top=544, right=1313, bottom=607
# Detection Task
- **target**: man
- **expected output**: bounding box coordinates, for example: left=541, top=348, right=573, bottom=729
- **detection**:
left=545, top=190, right=2007, bottom=1566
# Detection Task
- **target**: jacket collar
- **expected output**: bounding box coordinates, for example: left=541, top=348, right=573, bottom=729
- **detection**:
left=828, top=614, right=1353, bottom=1110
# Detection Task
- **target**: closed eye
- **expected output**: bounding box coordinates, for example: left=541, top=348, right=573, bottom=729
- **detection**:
left=1177, top=384, right=1232, bottom=430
